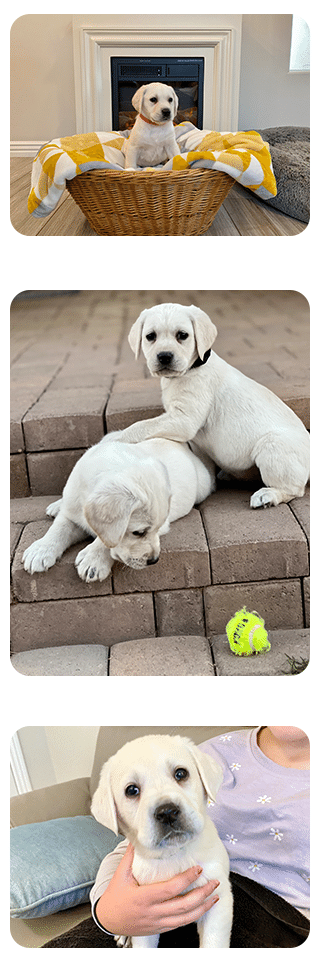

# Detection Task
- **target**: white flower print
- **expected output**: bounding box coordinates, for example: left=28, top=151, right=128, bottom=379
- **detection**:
left=249, top=862, right=262, bottom=873
left=257, top=795, right=271, bottom=804
left=207, top=798, right=215, bottom=807
left=230, top=762, right=241, bottom=771
left=226, top=834, right=238, bottom=845
left=219, top=734, right=232, bottom=742
left=270, top=828, right=283, bottom=841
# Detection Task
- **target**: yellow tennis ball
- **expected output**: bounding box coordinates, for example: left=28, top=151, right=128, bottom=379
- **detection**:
left=226, top=607, right=270, bottom=656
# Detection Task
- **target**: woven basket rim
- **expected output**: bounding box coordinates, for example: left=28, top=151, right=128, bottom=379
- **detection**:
left=69, top=167, right=232, bottom=183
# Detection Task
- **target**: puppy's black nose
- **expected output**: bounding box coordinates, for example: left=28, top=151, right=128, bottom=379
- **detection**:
left=147, top=555, right=159, bottom=565
left=155, top=803, right=180, bottom=825
left=157, top=351, right=173, bottom=366
left=161, top=108, right=171, bottom=119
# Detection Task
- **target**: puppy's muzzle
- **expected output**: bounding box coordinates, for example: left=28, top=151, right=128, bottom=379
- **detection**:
left=154, top=802, right=181, bottom=827
left=146, top=554, right=159, bottom=566
left=157, top=351, right=174, bottom=368
left=161, top=108, right=172, bottom=120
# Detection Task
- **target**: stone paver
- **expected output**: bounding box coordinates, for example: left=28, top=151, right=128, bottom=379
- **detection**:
left=23, top=387, right=110, bottom=451
left=11, top=644, right=109, bottom=676
left=109, top=635, right=215, bottom=676
left=27, top=449, right=85, bottom=496
left=10, top=594, right=155, bottom=653
left=204, top=579, right=305, bottom=634
left=154, top=588, right=206, bottom=637
left=211, top=629, right=310, bottom=676
left=200, top=489, right=309, bottom=584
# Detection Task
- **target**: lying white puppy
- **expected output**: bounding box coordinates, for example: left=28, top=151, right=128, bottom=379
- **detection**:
left=123, top=82, right=179, bottom=170
left=111, top=303, right=310, bottom=509
left=91, top=734, right=233, bottom=948
left=22, top=435, right=214, bottom=581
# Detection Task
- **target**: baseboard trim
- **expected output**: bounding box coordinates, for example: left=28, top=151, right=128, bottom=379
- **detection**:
left=11, top=142, right=43, bottom=158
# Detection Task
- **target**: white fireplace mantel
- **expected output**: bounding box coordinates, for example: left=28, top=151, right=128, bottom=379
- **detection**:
left=72, top=19, right=242, bottom=134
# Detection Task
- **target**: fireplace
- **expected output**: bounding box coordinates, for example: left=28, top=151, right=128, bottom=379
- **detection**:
left=111, top=57, right=204, bottom=129
left=72, top=19, right=242, bottom=133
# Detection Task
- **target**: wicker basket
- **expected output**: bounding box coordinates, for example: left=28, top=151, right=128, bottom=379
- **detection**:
left=66, top=167, right=234, bottom=236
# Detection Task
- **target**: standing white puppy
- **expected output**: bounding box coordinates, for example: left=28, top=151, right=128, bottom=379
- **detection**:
left=91, top=735, right=233, bottom=948
left=112, top=303, right=310, bottom=508
left=123, top=82, right=179, bottom=170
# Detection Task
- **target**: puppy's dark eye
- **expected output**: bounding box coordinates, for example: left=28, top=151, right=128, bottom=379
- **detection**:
left=174, top=767, right=189, bottom=782
left=125, top=784, right=140, bottom=797
left=176, top=331, right=189, bottom=342
left=168, top=97, right=173, bottom=103
left=146, top=331, right=157, bottom=342
left=149, top=97, right=158, bottom=103
left=132, top=529, right=147, bottom=537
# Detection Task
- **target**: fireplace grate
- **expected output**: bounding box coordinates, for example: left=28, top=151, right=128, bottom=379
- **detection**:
left=111, top=57, right=204, bottom=130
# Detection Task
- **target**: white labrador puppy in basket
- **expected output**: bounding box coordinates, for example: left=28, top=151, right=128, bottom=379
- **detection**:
left=91, top=734, right=233, bottom=948
left=123, top=82, right=179, bottom=170
left=111, top=303, right=310, bottom=509
left=22, top=435, right=214, bottom=582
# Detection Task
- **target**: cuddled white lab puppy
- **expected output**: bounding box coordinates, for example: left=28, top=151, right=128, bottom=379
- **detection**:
left=91, top=734, right=233, bottom=948
left=112, top=303, right=310, bottom=508
left=22, top=435, right=214, bottom=581
left=123, top=82, right=179, bottom=170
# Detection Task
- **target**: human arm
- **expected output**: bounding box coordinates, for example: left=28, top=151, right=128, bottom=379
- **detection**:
left=93, top=842, right=220, bottom=938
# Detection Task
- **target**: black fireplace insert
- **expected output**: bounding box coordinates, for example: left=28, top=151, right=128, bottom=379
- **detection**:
left=111, top=57, right=204, bottom=130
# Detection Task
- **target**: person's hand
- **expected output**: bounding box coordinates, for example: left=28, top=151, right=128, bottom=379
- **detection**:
left=95, top=843, right=220, bottom=937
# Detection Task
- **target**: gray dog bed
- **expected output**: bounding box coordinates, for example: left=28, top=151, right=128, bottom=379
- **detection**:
left=256, top=127, right=309, bottom=223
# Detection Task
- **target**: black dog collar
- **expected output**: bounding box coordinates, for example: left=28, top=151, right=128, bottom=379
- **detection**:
left=190, top=349, right=212, bottom=370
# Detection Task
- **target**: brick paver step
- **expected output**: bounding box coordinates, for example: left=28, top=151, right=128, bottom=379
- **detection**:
left=10, top=629, right=310, bottom=677
left=10, top=486, right=310, bottom=656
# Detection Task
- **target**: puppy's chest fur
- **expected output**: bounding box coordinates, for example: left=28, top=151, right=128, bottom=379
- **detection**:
left=130, top=121, right=175, bottom=165
left=132, top=851, right=212, bottom=888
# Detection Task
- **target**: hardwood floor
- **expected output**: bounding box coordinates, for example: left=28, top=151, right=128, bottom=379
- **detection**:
left=11, top=158, right=307, bottom=238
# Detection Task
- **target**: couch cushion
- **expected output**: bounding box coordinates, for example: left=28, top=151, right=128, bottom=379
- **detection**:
left=10, top=815, right=121, bottom=918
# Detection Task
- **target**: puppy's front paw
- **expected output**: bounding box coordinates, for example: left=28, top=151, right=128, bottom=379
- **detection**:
left=75, top=544, right=112, bottom=582
left=23, top=541, right=58, bottom=573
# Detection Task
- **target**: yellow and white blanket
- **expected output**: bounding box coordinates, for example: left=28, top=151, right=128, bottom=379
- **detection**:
left=28, top=123, right=277, bottom=218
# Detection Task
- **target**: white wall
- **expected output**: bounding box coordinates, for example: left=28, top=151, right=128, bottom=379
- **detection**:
left=13, top=727, right=100, bottom=793
left=10, top=14, right=309, bottom=144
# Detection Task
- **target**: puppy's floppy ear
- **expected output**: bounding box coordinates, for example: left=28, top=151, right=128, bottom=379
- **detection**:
left=132, top=85, right=147, bottom=113
left=84, top=485, right=136, bottom=547
left=170, top=86, right=179, bottom=117
left=91, top=760, right=119, bottom=835
left=188, top=305, right=217, bottom=360
left=187, top=742, right=223, bottom=803
left=128, top=309, right=148, bottom=359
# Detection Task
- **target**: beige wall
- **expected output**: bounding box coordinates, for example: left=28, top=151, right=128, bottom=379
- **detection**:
left=239, top=14, right=310, bottom=128
left=11, top=15, right=76, bottom=141
left=11, top=14, right=309, bottom=143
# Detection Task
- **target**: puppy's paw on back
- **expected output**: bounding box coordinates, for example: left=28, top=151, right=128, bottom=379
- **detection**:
left=46, top=499, right=63, bottom=518
left=250, top=488, right=276, bottom=508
